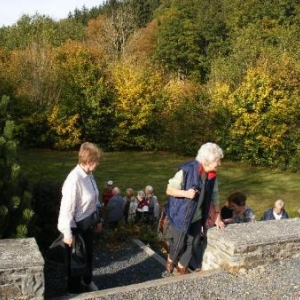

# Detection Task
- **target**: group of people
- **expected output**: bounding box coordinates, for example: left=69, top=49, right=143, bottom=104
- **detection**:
left=55, top=141, right=293, bottom=295
left=220, top=192, right=289, bottom=224
left=102, top=181, right=160, bottom=228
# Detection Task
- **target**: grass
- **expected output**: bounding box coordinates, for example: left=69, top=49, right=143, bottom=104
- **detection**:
left=20, top=149, right=300, bottom=220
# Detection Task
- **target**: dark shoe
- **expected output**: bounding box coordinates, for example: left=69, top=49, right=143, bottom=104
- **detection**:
left=166, top=258, right=174, bottom=273
left=176, top=265, right=190, bottom=275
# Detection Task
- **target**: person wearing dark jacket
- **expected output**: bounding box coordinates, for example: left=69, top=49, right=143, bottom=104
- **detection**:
left=165, top=142, right=225, bottom=275
left=106, top=187, right=124, bottom=228
left=261, top=199, right=289, bottom=221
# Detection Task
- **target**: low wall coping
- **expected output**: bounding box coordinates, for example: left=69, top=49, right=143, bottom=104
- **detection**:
left=0, top=238, right=44, bottom=269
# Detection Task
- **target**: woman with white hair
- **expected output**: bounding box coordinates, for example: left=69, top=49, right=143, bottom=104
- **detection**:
left=145, top=185, right=160, bottom=223
left=165, top=142, right=225, bottom=275
left=261, top=199, right=289, bottom=221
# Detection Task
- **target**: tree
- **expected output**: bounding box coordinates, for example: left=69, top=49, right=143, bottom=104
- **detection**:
left=160, top=78, right=212, bottom=154
left=210, top=55, right=300, bottom=169
left=154, top=1, right=206, bottom=81
left=50, top=41, right=112, bottom=149
left=0, top=95, right=33, bottom=238
left=111, top=57, right=164, bottom=149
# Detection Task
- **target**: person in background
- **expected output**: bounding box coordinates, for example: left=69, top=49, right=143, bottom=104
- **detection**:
left=165, top=142, right=225, bottom=275
left=135, top=190, right=149, bottom=223
left=123, top=188, right=138, bottom=223
left=102, top=180, right=114, bottom=206
left=57, top=142, right=103, bottom=294
left=261, top=199, right=289, bottom=221
left=106, top=187, right=124, bottom=228
left=223, top=192, right=256, bottom=224
left=221, top=197, right=233, bottom=221
left=145, top=185, right=160, bottom=224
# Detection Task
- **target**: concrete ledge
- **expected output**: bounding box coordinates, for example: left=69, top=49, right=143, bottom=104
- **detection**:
left=0, top=238, right=44, bottom=299
left=202, top=218, right=300, bottom=272
left=53, top=268, right=222, bottom=299
left=131, top=238, right=166, bottom=267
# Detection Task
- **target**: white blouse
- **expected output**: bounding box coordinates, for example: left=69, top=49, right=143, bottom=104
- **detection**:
left=57, top=164, right=99, bottom=239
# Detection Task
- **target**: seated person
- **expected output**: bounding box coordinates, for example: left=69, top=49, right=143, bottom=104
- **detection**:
left=261, top=199, right=289, bottom=221
left=221, top=198, right=233, bottom=220
left=135, top=190, right=149, bottom=223
left=223, top=192, right=256, bottom=224
left=106, top=187, right=124, bottom=228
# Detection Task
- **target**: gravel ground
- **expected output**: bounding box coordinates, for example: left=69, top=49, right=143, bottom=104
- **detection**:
left=89, top=240, right=300, bottom=300
left=52, top=240, right=300, bottom=300
left=92, top=240, right=166, bottom=290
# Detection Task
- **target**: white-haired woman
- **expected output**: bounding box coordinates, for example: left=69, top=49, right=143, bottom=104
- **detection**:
left=145, top=185, right=160, bottom=223
left=165, top=142, right=225, bottom=275
left=135, top=190, right=149, bottom=223
left=261, top=199, right=289, bottom=221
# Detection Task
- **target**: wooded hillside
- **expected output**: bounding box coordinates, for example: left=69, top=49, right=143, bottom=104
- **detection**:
left=1, top=0, right=299, bottom=169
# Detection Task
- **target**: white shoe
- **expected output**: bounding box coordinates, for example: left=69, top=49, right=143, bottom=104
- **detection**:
left=81, top=279, right=98, bottom=292
left=87, top=281, right=98, bottom=291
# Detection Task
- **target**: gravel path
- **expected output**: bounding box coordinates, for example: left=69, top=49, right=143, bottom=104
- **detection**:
left=89, top=240, right=300, bottom=300
left=53, top=240, right=300, bottom=300
left=92, top=240, right=166, bottom=290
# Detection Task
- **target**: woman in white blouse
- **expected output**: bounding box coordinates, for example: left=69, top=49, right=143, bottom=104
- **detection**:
left=57, top=142, right=103, bottom=294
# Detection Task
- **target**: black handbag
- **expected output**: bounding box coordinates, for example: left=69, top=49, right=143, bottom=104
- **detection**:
left=70, top=233, right=87, bottom=277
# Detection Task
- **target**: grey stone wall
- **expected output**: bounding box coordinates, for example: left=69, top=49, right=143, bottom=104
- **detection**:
left=0, top=238, right=44, bottom=300
left=202, top=218, right=300, bottom=272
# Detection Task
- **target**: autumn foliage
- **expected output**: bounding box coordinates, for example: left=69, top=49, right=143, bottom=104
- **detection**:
left=0, top=0, right=299, bottom=169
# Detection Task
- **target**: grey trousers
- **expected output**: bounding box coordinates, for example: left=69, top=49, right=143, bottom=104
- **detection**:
left=169, top=219, right=202, bottom=267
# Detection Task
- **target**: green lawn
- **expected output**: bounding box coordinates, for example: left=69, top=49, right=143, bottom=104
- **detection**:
left=19, top=149, right=300, bottom=219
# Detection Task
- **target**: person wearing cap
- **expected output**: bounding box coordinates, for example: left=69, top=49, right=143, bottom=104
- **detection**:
left=102, top=180, right=114, bottom=206
left=261, top=199, right=289, bottom=221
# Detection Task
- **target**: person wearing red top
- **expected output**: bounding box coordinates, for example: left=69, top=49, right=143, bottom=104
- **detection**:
left=102, top=180, right=114, bottom=206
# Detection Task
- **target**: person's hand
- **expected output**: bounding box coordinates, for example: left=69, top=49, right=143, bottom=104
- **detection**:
left=185, top=188, right=197, bottom=199
left=215, top=218, right=225, bottom=229
left=63, top=237, right=73, bottom=247
left=94, top=222, right=102, bottom=233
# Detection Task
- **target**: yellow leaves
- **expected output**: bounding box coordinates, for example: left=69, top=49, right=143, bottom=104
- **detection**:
left=112, top=59, right=163, bottom=131
left=48, top=105, right=81, bottom=149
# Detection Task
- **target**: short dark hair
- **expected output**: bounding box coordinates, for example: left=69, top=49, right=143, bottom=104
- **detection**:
left=228, top=192, right=246, bottom=207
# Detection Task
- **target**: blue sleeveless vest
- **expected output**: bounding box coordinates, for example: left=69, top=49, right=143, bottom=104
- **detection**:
left=166, top=160, right=216, bottom=233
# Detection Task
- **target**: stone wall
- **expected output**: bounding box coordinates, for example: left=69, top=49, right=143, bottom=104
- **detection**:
left=0, top=238, right=44, bottom=300
left=202, top=218, right=300, bottom=272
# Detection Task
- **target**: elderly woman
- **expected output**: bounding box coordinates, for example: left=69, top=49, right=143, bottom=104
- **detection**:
left=145, top=185, right=160, bottom=223
left=123, top=188, right=138, bottom=223
left=165, top=142, right=225, bottom=275
left=261, top=199, right=289, bottom=221
left=57, top=142, right=103, bottom=294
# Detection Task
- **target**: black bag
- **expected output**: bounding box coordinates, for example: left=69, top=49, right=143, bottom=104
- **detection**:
left=70, top=233, right=87, bottom=277
left=44, top=234, right=68, bottom=298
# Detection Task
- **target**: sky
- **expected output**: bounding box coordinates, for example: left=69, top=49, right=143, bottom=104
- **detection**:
left=1, top=0, right=106, bottom=27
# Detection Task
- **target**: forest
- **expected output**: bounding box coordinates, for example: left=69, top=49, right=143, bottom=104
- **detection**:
left=1, top=0, right=300, bottom=168
left=1, top=0, right=300, bottom=241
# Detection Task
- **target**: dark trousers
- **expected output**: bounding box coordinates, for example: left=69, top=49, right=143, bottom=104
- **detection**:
left=66, top=227, right=94, bottom=293
left=169, top=219, right=202, bottom=268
